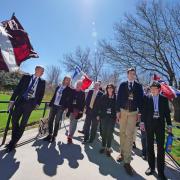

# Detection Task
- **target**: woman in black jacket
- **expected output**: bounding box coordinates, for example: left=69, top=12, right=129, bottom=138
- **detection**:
left=98, top=84, right=116, bottom=156
left=67, top=80, right=85, bottom=143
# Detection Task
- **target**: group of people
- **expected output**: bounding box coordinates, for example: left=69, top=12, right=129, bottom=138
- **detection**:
left=5, top=66, right=172, bottom=180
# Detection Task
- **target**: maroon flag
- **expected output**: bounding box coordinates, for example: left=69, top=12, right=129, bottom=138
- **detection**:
left=0, top=14, right=38, bottom=72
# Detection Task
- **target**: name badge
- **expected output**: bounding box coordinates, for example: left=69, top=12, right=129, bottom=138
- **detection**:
left=27, top=89, right=34, bottom=99
left=153, top=111, right=160, bottom=119
left=73, top=99, right=77, bottom=105
left=106, top=108, right=112, bottom=114
left=128, top=93, right=134, bottom=101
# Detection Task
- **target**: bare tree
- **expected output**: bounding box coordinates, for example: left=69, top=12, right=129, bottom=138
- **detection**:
left=100, top=0, right=180, bottom=87
left=63, top=46, right=91, bottom=75
left=90, top=51, right=105, bottom=81
left=46, top=65, right=61, bottom=86
left=100, top=69, right=120, bottom=89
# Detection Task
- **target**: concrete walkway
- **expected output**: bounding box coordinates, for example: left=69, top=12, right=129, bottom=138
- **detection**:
left=0, top=120, right=179, bottom=180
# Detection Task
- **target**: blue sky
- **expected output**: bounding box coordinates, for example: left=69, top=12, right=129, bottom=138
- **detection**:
left=0, top=0, right=140, bottom=77
left=0, top=0, right=178, bottom=79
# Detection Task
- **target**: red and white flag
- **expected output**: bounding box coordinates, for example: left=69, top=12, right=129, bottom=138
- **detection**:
left=0, top=14, right=38, bottom=72
left=153, top=74, right=180, bottom=100
left=71, top=66, right=92, bottom=90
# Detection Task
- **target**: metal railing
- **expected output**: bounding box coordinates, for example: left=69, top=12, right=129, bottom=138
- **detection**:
left=0, top=100, right=50, bottom=146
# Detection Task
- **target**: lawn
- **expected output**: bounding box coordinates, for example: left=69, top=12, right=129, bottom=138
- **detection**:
left=0, top=93, right=50, bottom=132
left=170, top=122, right=180, bottom=165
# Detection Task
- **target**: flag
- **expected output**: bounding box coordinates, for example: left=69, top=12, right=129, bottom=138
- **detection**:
left=153, top=74, right=180, bottom=100
left=71, top=66, right=92, bottom=90
left=0, top=14, right=38, bottom=72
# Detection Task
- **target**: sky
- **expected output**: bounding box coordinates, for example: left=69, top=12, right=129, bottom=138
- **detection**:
left=0, top=0, right=179, bottom=79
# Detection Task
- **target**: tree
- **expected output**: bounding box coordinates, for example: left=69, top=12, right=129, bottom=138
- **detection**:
left=0, top=71, right=22, bottom=91
left=63, top=46, right=105, bottom=81
left=46, top=65, right=61, bottom=86
left=100, top=70, right=120, bottom=90
left=63, top=46, right=91, bottom=75
left=100, top=0, right=180, bottom=88
left=90, top=51, right=105, bottom=81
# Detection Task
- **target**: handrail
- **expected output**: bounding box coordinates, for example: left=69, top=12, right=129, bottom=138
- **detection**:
left=0, top=101, right=50, bottom=146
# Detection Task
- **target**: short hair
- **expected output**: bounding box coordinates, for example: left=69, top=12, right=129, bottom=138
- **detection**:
left=76, top=80, right=83, bottom=86
left=150, top=81, right=161, bottom=89
left=94, top=81, right=100, bottom=86
left=35, top=65, right=44, bottom=70
left=127, top=68, right=136, bottom=74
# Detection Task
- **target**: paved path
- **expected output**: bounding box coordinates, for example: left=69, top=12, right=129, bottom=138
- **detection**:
left=0, top=120, right=180, bottom=180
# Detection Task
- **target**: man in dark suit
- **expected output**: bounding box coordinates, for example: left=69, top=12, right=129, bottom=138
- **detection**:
left=116, top=68, right=143, bottom=176
left=43, top=76, right=72, bottom=142
left=82, top=82, right=103, bottom=144
left=6, top=66, right=45, bottom=152
left=141, top=81, right=172, bottom=180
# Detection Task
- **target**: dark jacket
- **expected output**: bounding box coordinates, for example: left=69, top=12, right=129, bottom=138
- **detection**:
left=142, top=94, right=172, bottom=127
left=98, top=94, right=117, bottom=119
left=68, top=89, right=85, bottom=113
left=10, top=74, right=45, bottom=106
left=116, top=81, right=143, bottom=113
left=49, top=85, right=72, bottom=109
left=85, top=89, right=103, bottom=115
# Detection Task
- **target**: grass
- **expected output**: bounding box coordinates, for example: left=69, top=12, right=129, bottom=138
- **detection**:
left=169, top=122, right=180, bottom=165
left=0, top=93, right=50, bottom=132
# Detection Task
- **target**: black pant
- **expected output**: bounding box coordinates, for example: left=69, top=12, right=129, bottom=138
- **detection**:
left=11, top=100, right=35, bottom=145
left=101, top=116, right=115, bottom=148
left=141, top=129, right=147, bottom=156
left=146, top=120, right=165, bottom=175
left=48, top=105, right=64, bottom=137
left=84, top=110, right=98, bottom=141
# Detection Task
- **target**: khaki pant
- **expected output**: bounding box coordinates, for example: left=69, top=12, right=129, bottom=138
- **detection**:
left=119, top=109, right=137, bottom=163
left=133, top=126, right=138, bottom=142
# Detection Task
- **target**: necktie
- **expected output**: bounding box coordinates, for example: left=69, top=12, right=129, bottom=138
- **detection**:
left=90, top=91, right=96, bottom=109
left=129, top=82, right=133, bottom=90
left=23, top=77, right=37, bottom=99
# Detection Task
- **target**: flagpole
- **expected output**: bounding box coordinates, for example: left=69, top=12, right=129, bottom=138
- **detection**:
left=11, top=12, right=15, bottom=19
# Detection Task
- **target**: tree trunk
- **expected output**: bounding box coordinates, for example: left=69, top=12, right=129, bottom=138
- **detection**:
left=172, top=97, right=180, bottom=122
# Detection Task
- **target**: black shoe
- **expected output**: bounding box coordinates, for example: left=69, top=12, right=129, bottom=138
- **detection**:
left=106, top=150, right=111, bottom=157
left=142, top=155, right=147, bottom=160
left=99, top=148, right=105, bottom=154
left=88, top=139, right=94, bottom=143
left=43, top=135, right=52, bottom=142
left=78, top=130, right=84, bottom=134
left=145, top=167, right=155, bottom=176
left=116, top=154, right=124, bottom=162
left=82, top=140, right=88, bottom=144
left=124, top=163, right=134, bottom=176
left=133, top=142, right=136, bottom=149
left=5, top=143, right=11, bottom=148
left=50, top=136, right=56, bottom=143
left=158, top=173, right=167, bottom=180
left=5, top=145, right=15, bottom=153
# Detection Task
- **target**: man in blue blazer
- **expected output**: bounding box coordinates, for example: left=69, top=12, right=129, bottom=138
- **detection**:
left=116, top=68, right=143, bottom=176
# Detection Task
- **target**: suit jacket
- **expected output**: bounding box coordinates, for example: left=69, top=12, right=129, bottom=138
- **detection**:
left=85, top=89, right=103, bottom=115
left=98, top=94, right=117, bottom=119
left=142, top=94, right=172, bottom=128
left=68, top=89, right=85, bottom=113
left=49, top=85, right=73, bottom=109
left=116, top=81, right=143, bottom=113
left=10, top=74, right=46, bottom=106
